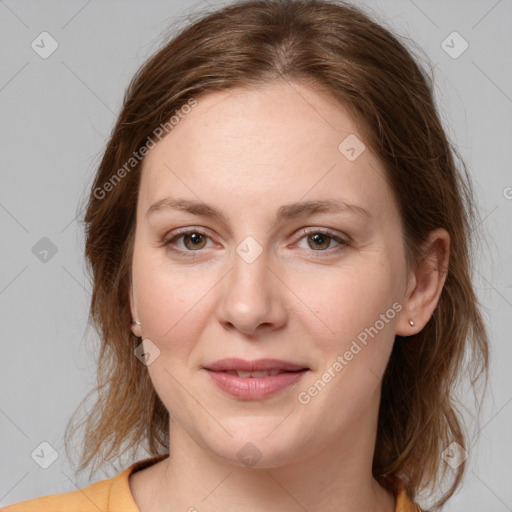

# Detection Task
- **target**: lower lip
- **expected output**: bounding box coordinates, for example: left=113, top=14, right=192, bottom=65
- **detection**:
left=204, top=369, right=308, bottom=400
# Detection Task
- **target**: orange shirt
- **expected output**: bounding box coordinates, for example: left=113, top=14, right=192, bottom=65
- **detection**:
left=1, top=453, right=422, bottom=511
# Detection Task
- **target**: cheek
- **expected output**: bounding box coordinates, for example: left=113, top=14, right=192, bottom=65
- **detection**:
left=132, top=256, right=213, bottom=420
left=292, top=261, right=399, bottom=341
left=294, top=266, right=399, bottom=413
left=131, top=248, right=210, bottom=354
left=290, top=257, right=402, bottom=407
left=134, top=249, right=211, bottom=372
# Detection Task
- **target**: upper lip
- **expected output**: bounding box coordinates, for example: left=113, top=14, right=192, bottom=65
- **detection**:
left=204, top=358, right=309, bottom=372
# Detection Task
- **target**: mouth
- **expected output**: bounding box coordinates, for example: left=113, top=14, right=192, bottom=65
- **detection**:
left=204, top=357, right=309, bottom=373
left=202, top=358, right=309, bottom=400
left=218, top=369, right=304, bottom=378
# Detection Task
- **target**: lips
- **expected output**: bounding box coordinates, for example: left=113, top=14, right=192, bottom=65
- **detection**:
left=223, top=369, right=285, bottom=377
left=204, top=358, right=308, bottom=372
left=203, top=358, right=309, bottom=400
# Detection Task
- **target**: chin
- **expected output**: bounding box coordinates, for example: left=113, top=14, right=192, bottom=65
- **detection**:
left=202, top=423, right=306, bottom=470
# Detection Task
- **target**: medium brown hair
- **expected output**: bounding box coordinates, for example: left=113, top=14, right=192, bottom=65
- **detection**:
left=66, top=0, right=489, bottom=509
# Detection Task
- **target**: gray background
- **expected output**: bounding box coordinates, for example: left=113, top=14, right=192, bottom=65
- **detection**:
left=1, top=0, right=511, bottom=510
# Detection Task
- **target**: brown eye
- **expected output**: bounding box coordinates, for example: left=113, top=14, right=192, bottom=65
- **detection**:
left=182, top=232, right=207, bottom=250
left=295, top=228, right=349, bottom=257
left=164, top=229, right=214, bottom=257
left=307, top=232, right=332, bottom=251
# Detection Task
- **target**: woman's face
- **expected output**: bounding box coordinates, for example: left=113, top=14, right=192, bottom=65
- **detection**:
left=130, top=80, right=412, bottom=467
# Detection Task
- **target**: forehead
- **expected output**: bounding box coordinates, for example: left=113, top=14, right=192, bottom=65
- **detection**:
left=138, top=80, right=392, bottom=219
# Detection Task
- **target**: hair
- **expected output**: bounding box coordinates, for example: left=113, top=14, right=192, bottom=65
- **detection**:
left=65, top=0, right=490, bottom=509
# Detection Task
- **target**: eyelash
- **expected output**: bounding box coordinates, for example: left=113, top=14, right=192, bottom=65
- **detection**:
left=163, top=227, right=350, bottom=259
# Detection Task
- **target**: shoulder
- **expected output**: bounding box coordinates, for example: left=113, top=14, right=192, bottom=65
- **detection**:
left=387, top=473, right=424, bottom=512
left=0, top=476, right=115, bottom=512
left=1, top=454, right=169, bottom=512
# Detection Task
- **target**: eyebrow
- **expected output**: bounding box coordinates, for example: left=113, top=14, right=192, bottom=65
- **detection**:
left=146, top=197, right=370, bottom=226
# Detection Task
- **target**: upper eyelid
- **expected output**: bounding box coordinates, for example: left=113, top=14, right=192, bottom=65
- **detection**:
left=164, top=226, right=214, bottom=242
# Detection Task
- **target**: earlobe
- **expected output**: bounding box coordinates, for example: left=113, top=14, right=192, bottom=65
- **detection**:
left=396, top=228, right=450, bottom=336
left=129, top=284, right=142, bottom=338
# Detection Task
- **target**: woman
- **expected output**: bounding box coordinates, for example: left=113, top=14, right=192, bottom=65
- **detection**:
left=2, top=0, right=489, bottom=511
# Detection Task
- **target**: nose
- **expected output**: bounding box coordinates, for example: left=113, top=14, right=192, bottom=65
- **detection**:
left=215, top=245, right=288, bottom=336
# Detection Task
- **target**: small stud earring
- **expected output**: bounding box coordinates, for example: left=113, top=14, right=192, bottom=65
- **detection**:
left=131, top=320, right=141, bottom=326
left=408, top=319, right=415, bottom=326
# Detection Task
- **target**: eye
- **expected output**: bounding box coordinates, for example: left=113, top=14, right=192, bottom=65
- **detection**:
left=163, top=228, right=214, bottom=257
left=163, top=227, right=350, bottom=259
left=294, top=228, right=349, bottom=255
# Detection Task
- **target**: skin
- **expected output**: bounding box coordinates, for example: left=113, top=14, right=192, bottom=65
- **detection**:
left=128, top=79, right=449, bottom=512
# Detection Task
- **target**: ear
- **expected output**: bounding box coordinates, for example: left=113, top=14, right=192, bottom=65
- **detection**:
left=129, top=282, right=142, bottom=338
left=396, top=228, right=450, bottom=336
